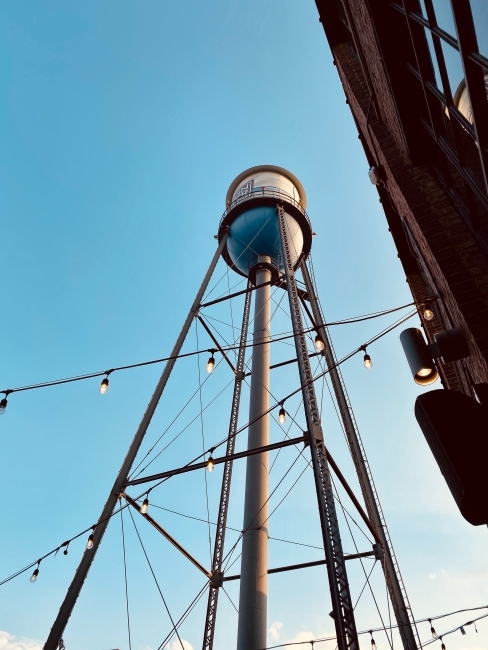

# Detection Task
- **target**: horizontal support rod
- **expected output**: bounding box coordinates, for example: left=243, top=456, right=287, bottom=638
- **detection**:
left=223, top=551, right=376, bottom=581
left=124, top=494, right=211, bottom=578
left=199, top=281, right=272, bottom=309
left=243, top=351, right=322, bottom=377
left=125, top=435, right=307, bottom=487
left=199, top=280, right=309, bottom=310
left=197, top=315, right=236, bottom=373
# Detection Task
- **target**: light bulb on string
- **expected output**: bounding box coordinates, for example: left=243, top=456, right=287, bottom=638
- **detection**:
left=278, top=405, right=286, bottom=424
left=207, top=455, right=215, bottom=472
left=30, top=563, right=40, bottom=583
left=0, top=391, right=11, bottom=415
left=361, top=347, right=373, bottom=369
left=207, top=352, right=216, bottom=374
left=140, top=497, right=149, bottom=514
left=86, top=531, right=94, bottom=550
left=99, top=370, right=112, bottom=394
left=63, top=542, right=69, bottom=556
left=314, top=334, right=325, bottom=352
left=369, top=631, right=376, bottom=649
left=441, top=642, right=446, bottom=650
left=430, top=620, right=437, bottom=638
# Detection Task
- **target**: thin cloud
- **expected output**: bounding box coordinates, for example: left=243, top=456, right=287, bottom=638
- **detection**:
left=0, top=631, right=43, bottom=650
left=269, top=621, right=284, bottom=640
left=165, top=640, right=194, bottom=650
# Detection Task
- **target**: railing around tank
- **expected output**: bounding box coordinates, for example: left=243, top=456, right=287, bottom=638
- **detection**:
left=219, top=186, right=311, bottom=231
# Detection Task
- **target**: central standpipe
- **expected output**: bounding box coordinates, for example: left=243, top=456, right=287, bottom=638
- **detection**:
left=237, top=259, right=272, bottom=650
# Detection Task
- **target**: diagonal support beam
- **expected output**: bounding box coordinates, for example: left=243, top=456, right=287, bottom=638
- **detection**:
left=124, top=494, right=211, bottom=578
left=197, top=315, right=236, bottom=373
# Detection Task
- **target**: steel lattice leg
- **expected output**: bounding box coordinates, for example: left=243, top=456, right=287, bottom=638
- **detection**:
left=277, top=205, right=359, bottom=650
left=301, top=261, right=421, bottom=650
left=202, top=284, right=252, bottom=650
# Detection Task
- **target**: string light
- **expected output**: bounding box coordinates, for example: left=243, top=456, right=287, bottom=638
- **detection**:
left=207, top=455, right=215, bottom=472
left=430, top=619, right=438, bottom=638
left=314, top=334, right=325, bottom=352
left=30, top=562, right=40, bottom=583
left=0, top=391, right=11, bottom=415
left=369, top=631, right=376, bottom=649
left=278, top=404, right=286, bottom=424
left=86, top=531, right=94, bottom=550
left=99, top=370, right=113, bottom=394
left=361, top=346, right=373, bottom=369
left=0, top=304, right=419, bottom=403
left=140, top=497, right=149, bottom=514
left=63, top=542, right=69, bottom=556
left=207, top=351, right=216, bottom=374
left=441, top=641, right=446, bottom=650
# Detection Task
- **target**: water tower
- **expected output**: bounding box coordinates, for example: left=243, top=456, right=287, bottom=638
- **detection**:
left=219, top=166, right=312, bottom=650
left=43, top=166, right=420, bottom=650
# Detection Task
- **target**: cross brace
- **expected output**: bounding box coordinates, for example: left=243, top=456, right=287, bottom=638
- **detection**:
left=125, top=435, right=306, bottom=487
left=223, top=551, right=377, bottom=582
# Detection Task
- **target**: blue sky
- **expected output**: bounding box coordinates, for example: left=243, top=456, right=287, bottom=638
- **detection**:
left=1, top=2, right=487, bottom=650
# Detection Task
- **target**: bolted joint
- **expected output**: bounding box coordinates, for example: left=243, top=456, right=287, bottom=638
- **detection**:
left=210, top=571, right=224, bottom=588
left=372, top=543, right=384, bottom=562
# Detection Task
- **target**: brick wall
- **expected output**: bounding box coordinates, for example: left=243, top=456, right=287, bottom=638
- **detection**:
left=332, top=40, right=488, bottom=392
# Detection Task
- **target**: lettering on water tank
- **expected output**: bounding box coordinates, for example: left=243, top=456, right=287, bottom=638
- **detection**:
left=237, top=179, right=254, bottom=197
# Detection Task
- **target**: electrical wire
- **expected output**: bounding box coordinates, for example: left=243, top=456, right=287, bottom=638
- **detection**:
left=0, top=310, right=417, bottom=589
left=195, top=320, right=213, bottom=565
left=222, top=585, right=239, bottom=614
left=146, top=502, right=323, bottom=551
left=128, top=354, right=229, bottom=479
left=119, top=508, right=133, bottom=650
left=0, top=301, right=420, bottom=398
left=256, top=609, right=488, bottom=650
left=127, top=507, right=185, bottom=650
left=222, top=450, right=306, bottom=572
left=421, top=612, right=488, bottom=646
left=332, top=475, right=393, bottom=650
left=156, top=582, right=209, bottom=650
left=121, top=311, right=418, bottom=495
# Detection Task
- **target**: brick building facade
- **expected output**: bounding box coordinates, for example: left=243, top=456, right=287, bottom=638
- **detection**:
left=315, top=0, right=488, bottom=399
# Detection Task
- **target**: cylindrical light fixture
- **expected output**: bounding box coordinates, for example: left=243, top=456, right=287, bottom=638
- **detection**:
left=400, top=328, right=439, bottom=385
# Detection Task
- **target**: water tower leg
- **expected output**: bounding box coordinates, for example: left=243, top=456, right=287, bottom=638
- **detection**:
left=43, top=235, right=229, bottom=650
left=236, top=259, right=272, bottom=650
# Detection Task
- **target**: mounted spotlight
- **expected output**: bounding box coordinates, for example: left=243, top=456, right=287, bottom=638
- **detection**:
left=422, top=303, right=435, bottom=321
left=399, top=329, right=438, bottom=385
left=400, top=326, right=470, bottom=386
